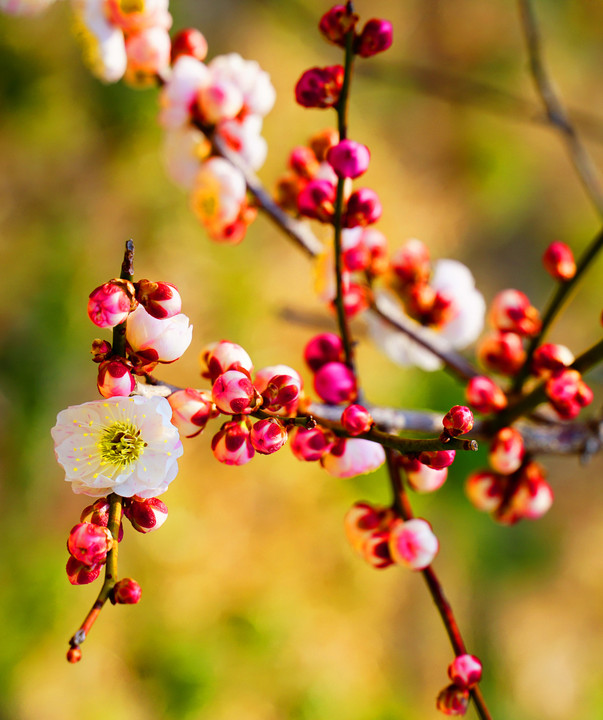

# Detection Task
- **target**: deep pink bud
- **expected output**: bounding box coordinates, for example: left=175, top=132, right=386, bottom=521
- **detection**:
left=97, top=358, right=135, bottom=399
left=313, top=361, right=357, bottom=404
left=391, top=238, right=431, bottom=286
left=80, top=497, right=124, bottom=542
left=448, top=654, right=483, bottom=689
left=326, top=139, right=370, bottom=179
left=465, top=470, right=506, bottom=513
left=436, top=684, right=470, bottom=716
left=417, top=450, right=455, bottom=470
left=91, top=338, right=112, bottom=363
left=545, top=368, right=593, bottom=419
left=356, top=18, right=393, bottom=58
left=304, top=332, right=345, bottom=372
left=113, top=578, right=142, bottom=604
left=465, top=376, right=507, bottom=414
left=489, top=289, right=541, bottom=337
left=531, top=343, right=574, bottom=377
left=135, top=279, right=182, bottom=320
left=250, top=418, right=288, bottom=454
left=319, top=4, right=358, bottom=47
left=398, top=455, right=448, bottom=493
left=341, top=404, right=373, bottom=435
left=342, top=187, right=382, bottom=227
left=124, top=496, right=168, bottom=533
left=297, top=178, right=336, bottom=222
left=168, top=388, right=216, bottom=438
left=543, top=241, right=576, bottom=281
left=260, top=373, right=301, bottom=412
left=295, top=65, right=344, bottom=108
left=212, top=370, right=262, bottom=414
left=170, top=28, right=208, bottom=63
left=67, top=522, right=113, bottom=567
left=442, top=405, right=474, bottom=437
left=88, top=280, right=134, bottom=328
left=66, top=556, right=103, bottom=586
left=211, top=418, right=255, bottom=465
left=290, top=425, right=334, bottom=461
left=489, top=427, right=525, bottom=475
left=388, top=517, right=439, bottom=570
left=477, top=331, right=526, bottom=376
left=201, top=340, right=254, bottom=382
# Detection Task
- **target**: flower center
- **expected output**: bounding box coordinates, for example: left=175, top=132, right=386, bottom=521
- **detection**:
left=98, top=420, right=146, bottom=468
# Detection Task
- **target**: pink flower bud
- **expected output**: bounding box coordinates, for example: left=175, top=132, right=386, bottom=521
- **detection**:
left=170, top=28, right=208, bottom=63
left=67, top=522, right=113, bottom=567
left=543, top=241, right=576, bottom=281
left=344, top=501, right=393, bottom=554
left=341, top=404, right=374, bottom=435
left=168, top=388, right=215, bottom=438
left=80, top=497, right=124, bottom=542
left=313, top=361, right=357, bottom=404
left=342, top=187, right=382, bottom=227
left=212, top=370, right=262, bottom=414
left=297, top=178, right=336, bottom=222
left=289, top=145, right=321, bottom=179
left=388, top=517, right=439, bottom=570
left=546, top=368, right=593, bottom=419
left=201, top=340, right=254, bottom=383
left=290, top=425, right=335, bottom=462
left=436, top=684, right=470, bottom=716
left=91, top=338, right=112, bottom=363
left=88, top=281, right=134, bottom=328
left=448, top=654, right=483, bottom=689
left=362, top=227, right=389, bottom=276
left=259, top=373, right=301, bottom=412
left=321, top=437, right=386, bottom=477
left=304, top=332, right=345, bottom=372
left=319, top=4, right=358, bottom=47
left=399, top=456, right=448, bottom=493
left=465, top=376, right=507, bottom=414
left=124, top=496, right=168, bottom=533
left=391, top=238, right=431, bottom=286
left=126, top=305, right=193, bottom=363
left=442, top=405, right=474, bottom=437
left=465, top=470, right=506, bottom=513
left=361, top=530, right=395, bottom=569
left=66, top=556, right=103, bottom=586
left=295, top=65, right=344, bottom=108
left=337, top=281, right=371, bottom=319
left=489, top=427, right=524, bottom=475
left=326, top=139, right=370, bottom=179
left=135, top=279, right=182, bottom=320
left=97, top=358, right=135, bottom=399
left=531, top=343, right=574, bottom=377
left=512, top=462, right=553, bottom=520
left=477, top=331, right=525, bottom=376
left=113, top=578, right=142, bottom=604
left=417, top=450, right=456, bottom=470
left=211, top=418, right=255, bottom=465
left=250, top=418, right=288, bottom=454
left=489, top=289, right=541, bottom=337
left=309, top=127, right=339, bottom=161
left=356, top=18, right=393, bottom=58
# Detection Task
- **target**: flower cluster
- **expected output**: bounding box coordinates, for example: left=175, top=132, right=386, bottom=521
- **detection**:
left=159, top=43, right=275, bottom=242
left=436, top=654, right=483, bottom=716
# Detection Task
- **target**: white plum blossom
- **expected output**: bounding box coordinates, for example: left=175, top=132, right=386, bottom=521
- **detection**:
left=163, top=127, right=209, bottom=190
left=126, top=305, right=193, bottom=363
left=159, top=55, right=210, bottom=129
left=52, top=395, right=183, bottom=498
left=190, top=156, right=247, bottom=230
left=208, top=53, right=276, bottom=117
left=368, top=259, right=485, bottom=371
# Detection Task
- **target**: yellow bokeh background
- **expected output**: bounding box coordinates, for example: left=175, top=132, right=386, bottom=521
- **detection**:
left=2, top=2, right=603, bottom=718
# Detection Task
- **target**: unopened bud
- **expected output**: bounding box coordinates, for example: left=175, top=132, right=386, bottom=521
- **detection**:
left=97, top=358, right=135, bottom=399
left=543, top=241, right=576, bottom=281
left=341, top=404, right=374, bottom=435
left=135, top=279, right=182, bottom=320
left=489, top=289, right=541, bottom=337
left=212, top=370, right=262, bottom=414
left=465, top=375, right=507, bottom=414
left=289, top=145, right=321, bottom=179
left=442, top=405, right=474, bottom=437
left=170, top=28, right=208, bottom=63
left=355, top=18, right=393, bottom=58
left=124, top=496, right=168, bottom=533
left=532, top=343, right=574, bottom=377
left=342, top=187, right=382, bottom=227
left=250, top=418, right=288, bottom=454
left=391, top=238, right=431, bottom=286
left=465, top=470, right=506, bottom=513
left=436, top=683, right=470, bottom=716
left=388, top=517, right=439, bottom=570
left=297, top=178, right=336, bottom=222
left=67, top=522, right=113, bottom=566
left=304, top=332, right=345, bottom=372
left=211, top=417, right=255, bottom=465
left=344, top=501, right=393, bottom=554
left=168, top=388, right=215, bottom=438
left=91, top=338, right=112, bottom=363
left=260, top=373, right=301, bottom=412
left=201, top=340, right=254, bottom=382
left=295, top=65, right=344, bottom=108
left=309, top=127, right=339, bottom=162
left=290, top=425, right=334, bottom=462
left=66, top=556, right=103, bottom=586
left=113, top=578, right=142, bottom=604
left=399, top=456, right=448, bottom=493
left=417, top=450, right=456, bottom=470
left=448, top=654, right=483, bottom=689
left=67, top=646, right=82, bottom=663
left=489, top=427, right=524, bottom=475
left=88, top=280, right=135, bottom=328
left=477, top=331, right=525, bottom=376
left=326, top=139, right=370, bottom=179
left=314, top=361, right=357, bottom=404
left=80, top=497, right=124, bottom=542
left=319, top=4, right=358, bottom=47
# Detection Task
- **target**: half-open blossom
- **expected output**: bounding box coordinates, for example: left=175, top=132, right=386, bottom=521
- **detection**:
left=124, top=495, right=168, bottom=533
left=388, top=517, right=439, bottom=570
left=448, top=654, right=483, bottom=689
left=52, top=395, right=183, bottom=498
left=465, top=470, right=505, bottom=513
left=126, top=305, right=193, bottom=363
left=168, top=388, right=215, bottom=438
left=543, top=241, right=576, bottom=281
left=159, top=55, right=210, bottom=129
left=208, top=53, right=276, bottom=118
left=124, top=25, right=171, bottom=86
left=97, top=358, right=135, bottom=399
left=320, top=438, right=385, bottom=477
left=190, top=157, right=247, bottom=234
left=356, top=18, right=393, bottom=58
left=369, top=259, right=485, bottom=371
left=113, top=578, right=142, bottom=604
left=488, top=289, right=541, bottom=337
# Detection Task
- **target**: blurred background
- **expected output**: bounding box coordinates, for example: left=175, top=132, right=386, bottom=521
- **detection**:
left=2, top=1, right=603, bottom=718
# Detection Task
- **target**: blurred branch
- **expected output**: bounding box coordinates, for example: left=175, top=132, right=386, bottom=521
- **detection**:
left=518, top=0, right=603, bottom=218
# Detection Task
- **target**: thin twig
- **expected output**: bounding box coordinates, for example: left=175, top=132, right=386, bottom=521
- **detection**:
left=518, top=0, right=603, bottom=218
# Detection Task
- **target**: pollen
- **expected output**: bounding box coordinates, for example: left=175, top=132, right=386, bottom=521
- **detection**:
left=97, top=420, right=145, bottom=469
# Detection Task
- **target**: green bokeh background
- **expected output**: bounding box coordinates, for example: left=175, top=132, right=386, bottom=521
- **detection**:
left=2, top=1, right=603, bottom=718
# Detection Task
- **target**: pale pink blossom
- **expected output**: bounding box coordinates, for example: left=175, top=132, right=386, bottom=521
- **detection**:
left=209, top=53, right=276, bottom=117
left=190, top=156, right=247, bottom=232
left=126, top=305, right=193, bottom=363
left=320, top=438, right=385, bottom=478
left=488, top=427, right=525, bottom=475
left=168, top=388, right=215, bottom=438
left=217, top=116, right=268, bottom=171
left=124, top=25, right=171, bottom=85
left=162, top=127, right=209, bottom=190
left=159, top=55, right=210, bottom=129
left=388, top=517, right=439, bottom=570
